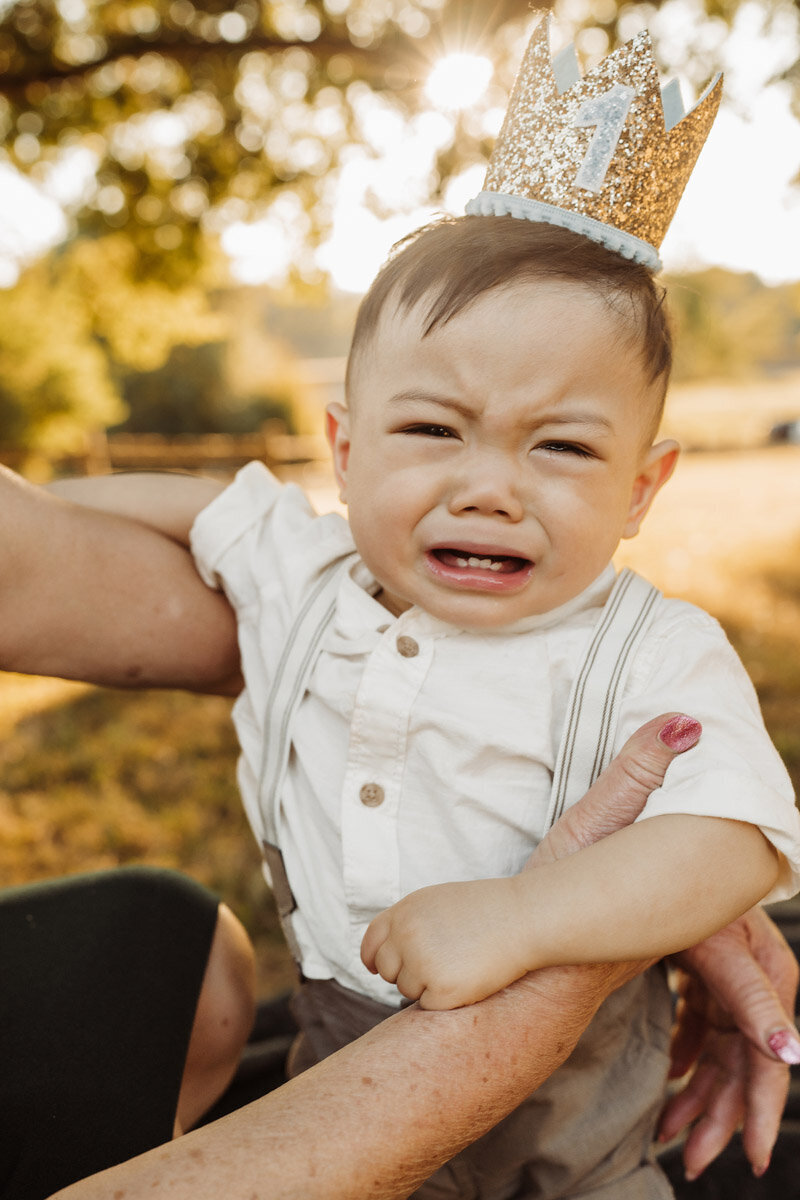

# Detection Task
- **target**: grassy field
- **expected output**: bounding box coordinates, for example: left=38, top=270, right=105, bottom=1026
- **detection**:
left=616, top=445, right=800, bottom=795
left=2, top=401, right=800, bottom=996
left=0, top=682, right=296, bottom=993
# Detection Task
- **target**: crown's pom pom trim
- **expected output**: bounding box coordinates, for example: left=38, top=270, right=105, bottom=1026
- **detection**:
left=465, top=191, right=662, bottom=270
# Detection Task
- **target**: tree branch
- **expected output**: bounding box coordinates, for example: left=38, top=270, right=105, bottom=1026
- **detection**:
left=0, top=29, right=426, bottom=100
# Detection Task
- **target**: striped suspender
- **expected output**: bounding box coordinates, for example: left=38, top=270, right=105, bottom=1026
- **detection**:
left=257, top=552, right=356, bottom=961
left=543, top=568, right=662, bottom=832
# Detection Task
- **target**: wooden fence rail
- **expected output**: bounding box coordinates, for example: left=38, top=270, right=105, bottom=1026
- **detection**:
left=0, top=429, right=331, bottom=477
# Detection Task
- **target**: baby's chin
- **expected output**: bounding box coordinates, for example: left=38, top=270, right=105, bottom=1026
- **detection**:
left=402, top=589, right=548, bottom=633
left=370, top=565, right=579, bottom=631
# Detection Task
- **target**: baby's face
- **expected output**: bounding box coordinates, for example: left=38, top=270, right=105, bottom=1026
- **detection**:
left=328, top=278, right=677, bottom=629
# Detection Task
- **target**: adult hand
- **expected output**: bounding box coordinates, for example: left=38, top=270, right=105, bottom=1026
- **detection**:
left=530, top=711, right=799, bottom=1183
left=661, top=906, right=800, bottom=1180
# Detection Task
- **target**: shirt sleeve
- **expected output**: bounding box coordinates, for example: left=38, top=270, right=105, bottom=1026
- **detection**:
left=189, top=461, right=286, bottom=603
left=189, top=460, right=354, bottom=616
left=619, top=599, right=800, bottom=903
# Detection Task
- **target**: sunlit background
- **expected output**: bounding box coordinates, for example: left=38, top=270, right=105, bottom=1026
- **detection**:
left=1, top=0, right=799, bottom=292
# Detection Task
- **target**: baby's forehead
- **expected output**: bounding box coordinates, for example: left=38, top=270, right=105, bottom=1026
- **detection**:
left=357, top=276, right=630, bottom=372
left=347, top=276, right=664, bottom=443
left=386, top=273, right=597, bottom=326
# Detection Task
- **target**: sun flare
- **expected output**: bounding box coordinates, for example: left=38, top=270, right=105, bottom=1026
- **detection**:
left=425, top=53, right=493, bottom=111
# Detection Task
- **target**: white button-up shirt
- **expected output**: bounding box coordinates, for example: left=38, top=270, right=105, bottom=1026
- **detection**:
left=192, top=463, right=800, bottom=1004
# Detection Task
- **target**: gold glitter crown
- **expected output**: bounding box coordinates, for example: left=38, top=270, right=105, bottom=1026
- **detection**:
left=466, top=16, right=722, bottom=270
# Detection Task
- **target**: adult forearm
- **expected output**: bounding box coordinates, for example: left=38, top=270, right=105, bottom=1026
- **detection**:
left=49, top=959, right=641, bottom=1200
left=0, top=465, right=241, bottom=692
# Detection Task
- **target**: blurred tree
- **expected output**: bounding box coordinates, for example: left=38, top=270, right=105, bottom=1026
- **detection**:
left=63, top=232, right=226, bottom=367
left=667, top=267, right=800, bottom=381
left=117, top=338, right=296, bottom=432
left=0, top=0, right=526, bottom=283
left=2, top=0, right=793, bottom=284
left=0, top=258, right=122, bottom=453
left=0, top=233, right=230, bottom=451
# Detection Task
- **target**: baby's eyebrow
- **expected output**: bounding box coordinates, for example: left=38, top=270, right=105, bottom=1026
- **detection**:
left=544, top=410, right=615, bottom=435
left=388, top=392, right=618, bottom=436
left=388, top=390, right=475, bottom=419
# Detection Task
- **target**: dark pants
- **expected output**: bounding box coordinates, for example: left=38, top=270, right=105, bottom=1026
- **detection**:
left=0, top=866, right=219, bottom=1200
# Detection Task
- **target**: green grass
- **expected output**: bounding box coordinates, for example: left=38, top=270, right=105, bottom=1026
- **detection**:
left=0, top=683, right=295, bottom=995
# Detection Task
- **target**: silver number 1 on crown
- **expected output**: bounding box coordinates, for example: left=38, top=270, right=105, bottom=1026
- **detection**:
left=573, top=83, right=636, bottom=194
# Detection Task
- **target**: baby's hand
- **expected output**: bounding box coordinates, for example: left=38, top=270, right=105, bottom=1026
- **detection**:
left=360, top=876, right=530, bottom=1010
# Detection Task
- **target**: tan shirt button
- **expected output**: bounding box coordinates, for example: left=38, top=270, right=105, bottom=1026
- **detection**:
left=396, top=635, right=419, bottom=658
left=359, top=782, right=385, bottom=807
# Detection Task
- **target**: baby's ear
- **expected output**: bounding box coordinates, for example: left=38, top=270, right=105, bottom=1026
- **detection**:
left=325, top=403, right=351, bottom=503
left=622, top=440, right=679, bottom=539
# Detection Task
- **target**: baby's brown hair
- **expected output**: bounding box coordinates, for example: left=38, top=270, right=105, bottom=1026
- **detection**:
left=346, top=216, right=672, bottom=433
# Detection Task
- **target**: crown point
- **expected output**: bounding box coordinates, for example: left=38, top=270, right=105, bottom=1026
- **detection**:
left=660, top=79, right=685, bottom=132
left=552, top=44, right=581, bottom=94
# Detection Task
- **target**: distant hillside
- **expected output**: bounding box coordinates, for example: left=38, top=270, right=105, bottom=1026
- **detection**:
left=666, top=268, right=800, bottom=382
left=217, top=287, right=360, bottom=361
left=216, top=268, right=800, bottom=394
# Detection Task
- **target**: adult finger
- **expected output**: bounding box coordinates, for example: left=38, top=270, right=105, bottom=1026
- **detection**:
left=680, top=1037, right=747, bottom=1182
left=740, top=1043, right=791, bottom=1177
left=745, top=906, right=800, bottom=1036
left=668, top=983, right=710, bottom=1080
left=531, top=713, right=701, bottom=867
left=662, top=1027, right=790, bottom=1178
left=659, top=1052, right=721, bottom=1144
left=677, top=909, right=800, bottom=1063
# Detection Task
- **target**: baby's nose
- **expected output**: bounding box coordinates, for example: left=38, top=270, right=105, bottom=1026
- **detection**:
left=447, top=453, right=524, bottom=520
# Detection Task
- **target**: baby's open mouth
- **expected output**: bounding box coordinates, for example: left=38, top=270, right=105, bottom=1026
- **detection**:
left=431, top=549, right=531, bottom=575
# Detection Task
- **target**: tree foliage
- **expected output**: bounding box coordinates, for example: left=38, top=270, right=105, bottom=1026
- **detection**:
left=667, top=267, right=800, bottom=381
left=0, top=258, right=122, bottom=452
left=117, top=338, right=297, bottom=433
left=0, top=0, right=524, bottom=281
left=1, top=0, right=794, bottom=282
left=0, top=233, right=231, bottom=450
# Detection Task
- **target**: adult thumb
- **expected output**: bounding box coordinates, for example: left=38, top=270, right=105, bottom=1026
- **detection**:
left=532, top=713, right=702, bottom=866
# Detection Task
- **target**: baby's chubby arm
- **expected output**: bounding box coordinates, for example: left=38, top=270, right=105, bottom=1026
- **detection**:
left=46, top=469, right=224, bottom=547
left=0, top=465, right=241, bottom=692
left=362, top=793, right=780, bottom=1011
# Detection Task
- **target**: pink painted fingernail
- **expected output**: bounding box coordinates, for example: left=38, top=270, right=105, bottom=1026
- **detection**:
left=768, top=1029, right=800, bottom=1064
left=658, top=715, right=702, bottom=752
